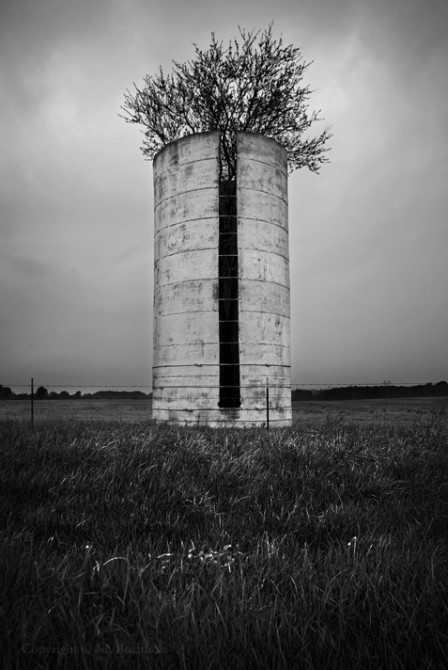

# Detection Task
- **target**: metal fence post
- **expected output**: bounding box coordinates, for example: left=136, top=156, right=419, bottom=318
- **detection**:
left=266, top=379, right=270, bottom=430
left=31, top=377, right=34, bottom=428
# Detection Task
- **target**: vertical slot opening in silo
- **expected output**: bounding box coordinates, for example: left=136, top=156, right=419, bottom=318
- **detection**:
left=218, top=176, right=240, bottom=408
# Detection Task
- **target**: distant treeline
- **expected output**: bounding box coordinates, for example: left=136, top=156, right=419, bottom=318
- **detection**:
left=0, top=386, right=152, bottom=400
left=291, top=381, right=448, bottom=401
left=2, top=382, right=448, bottom=402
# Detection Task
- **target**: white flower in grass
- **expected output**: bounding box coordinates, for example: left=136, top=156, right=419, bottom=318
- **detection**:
left=347, top=536, right=358, bottom=559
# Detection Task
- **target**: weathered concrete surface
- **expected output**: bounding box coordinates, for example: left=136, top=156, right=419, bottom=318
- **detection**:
left=153, top=132, right=221, bottom=424
left=155, top=219, right=217, bottom=258
left=236, top=132, right=292, bottom=425
left=152, top=131, right=291, bottom=426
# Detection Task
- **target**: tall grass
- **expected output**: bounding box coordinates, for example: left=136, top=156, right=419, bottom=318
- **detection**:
left=1, top=414, right=447, bottom=669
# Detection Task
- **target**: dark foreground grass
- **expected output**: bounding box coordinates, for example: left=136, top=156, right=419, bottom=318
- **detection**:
left=1, top=415, right=447, bottom=669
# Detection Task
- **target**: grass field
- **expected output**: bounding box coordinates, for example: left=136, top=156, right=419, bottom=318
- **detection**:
left=1, top=402, right=448, bottom=668
left=1, top=396, right=447, bottom=426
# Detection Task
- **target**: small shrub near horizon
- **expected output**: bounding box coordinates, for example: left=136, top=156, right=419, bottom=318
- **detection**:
left=0, top=415, right=447, bottom=669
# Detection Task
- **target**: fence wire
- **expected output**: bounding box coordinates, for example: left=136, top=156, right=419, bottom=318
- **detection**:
left=1, top=380, right=447, bottom=427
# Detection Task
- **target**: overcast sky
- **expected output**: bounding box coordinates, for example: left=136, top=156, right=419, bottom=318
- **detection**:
left=1, top=0, right=447, bottom=391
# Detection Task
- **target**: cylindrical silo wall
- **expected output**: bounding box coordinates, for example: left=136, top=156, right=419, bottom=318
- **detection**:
left=152, top=131, right=291, bottom=426
left=152, top=132, right=221, bottom=423
left=236, top=132, right=292, bottom=426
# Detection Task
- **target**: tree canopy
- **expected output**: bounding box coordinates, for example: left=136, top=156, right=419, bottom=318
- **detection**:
left=121, top=25, right=331, bottom=179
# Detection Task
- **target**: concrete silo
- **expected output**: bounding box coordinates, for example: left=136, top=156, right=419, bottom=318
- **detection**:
left=152, top=131, right=291, bottom=426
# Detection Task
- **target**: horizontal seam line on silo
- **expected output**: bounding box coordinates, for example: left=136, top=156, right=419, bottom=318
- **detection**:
left=157, top=343, right=290, bottom=348
left=153, top=366, right=218, bottom=371
left=153, top=363, right=290, bottom=369
left=152, top=406, right=288, bottom=412
left=155, top=278, right=218, bottom=284
left=156, top=312, right=289, bottom=320
left=154, top=156, right=217, bottom=173
left=238, top=217, right=288, bottom=232
left=154, top=415, right=291, bottom=419
left=237, top=187, right=288, bottom=205
left=157, top=343, right=218, bottom=348
left=153, top=422, right=290, bottom=426
left=155, top=318, right=217, bottom=324
left=239, top=248, right=289, bottom=262
left=154, top=187, right=217, bottom=209
left=155, top=313, right=218, bottom=319
left=241, top=365, right=291, bottom=369
left=152, top=418, right=291, bottom=424
left=237, top=363, right=291, bottom=367
left=156, top=278, right=289, bottom=289
left=154, top=251, right=289, bottom=264
left=240, top=343, right=291, bottom=348
left=156, top=344, right=291, bottom=349
left=240, top=279, right=290, bottom=290
left=236, top=156, right=288, bottom=177
left=153, top=217, right=218, bottom=232
left=154, top=220, right=217, bottom=237
left=154, top=249, right=217, bottom=261
left=153, top=385, right=290, bottom=389
left=153, top=380, right=291, bottom=384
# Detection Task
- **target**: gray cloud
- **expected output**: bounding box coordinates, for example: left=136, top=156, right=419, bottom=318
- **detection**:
left=1, top=0, right=447, bottom=387
left=11, top=256, right=56, bottom=279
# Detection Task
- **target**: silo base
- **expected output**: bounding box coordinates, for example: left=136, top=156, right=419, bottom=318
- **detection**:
left=151, top=406, right=292, bottom=428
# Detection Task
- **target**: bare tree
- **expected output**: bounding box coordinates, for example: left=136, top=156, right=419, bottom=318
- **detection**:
left=121, top=25, right=331, bottom=180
